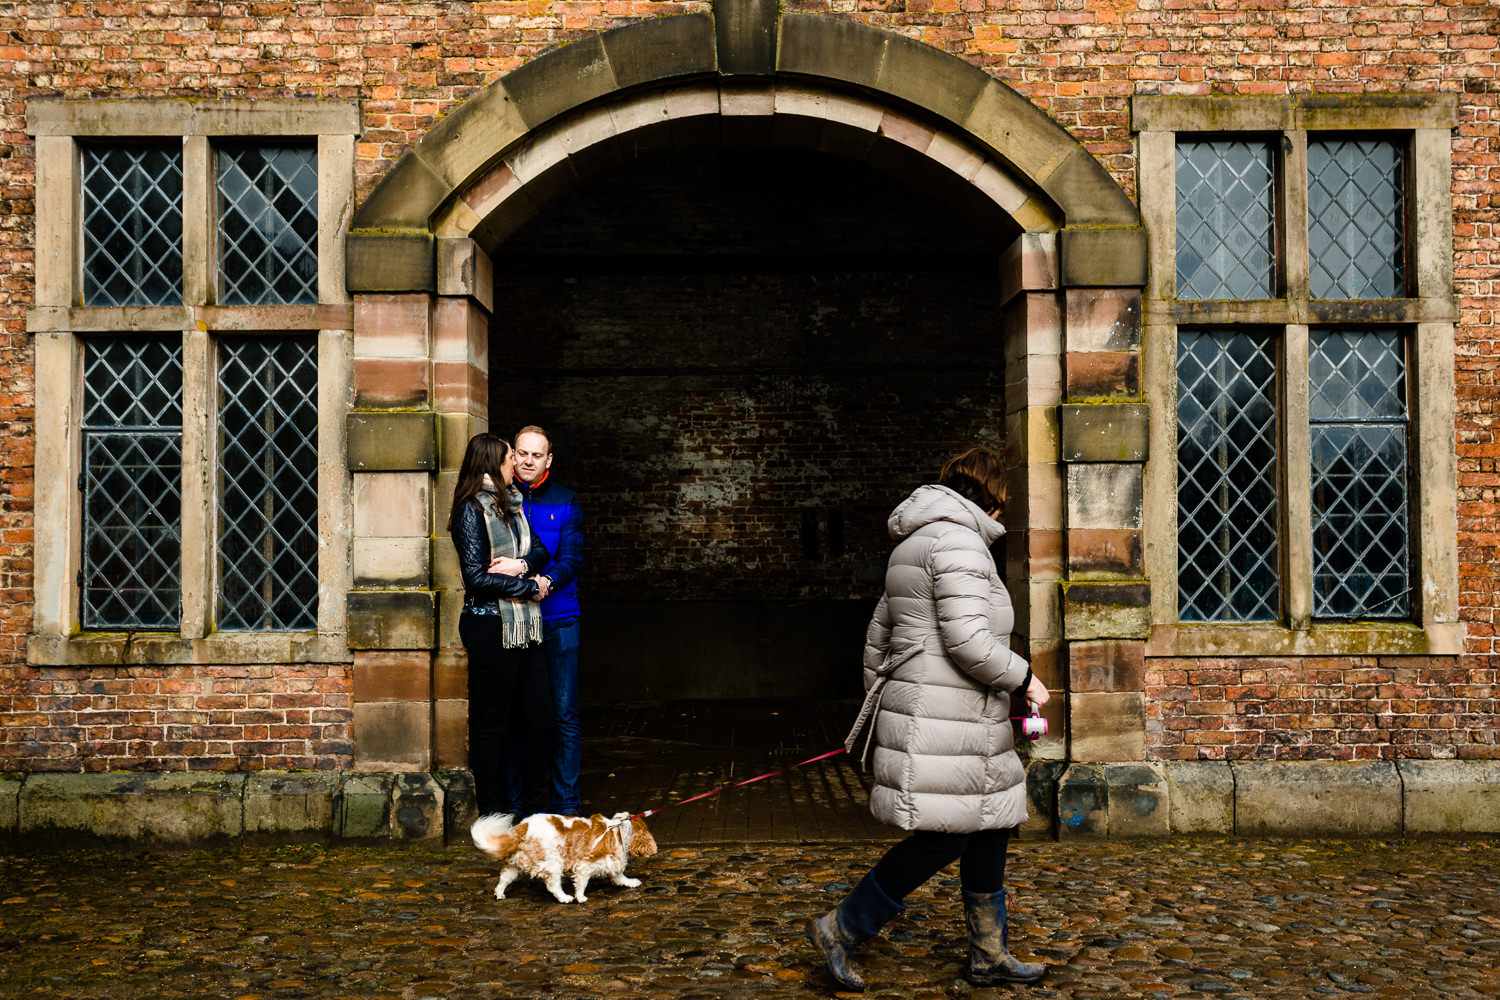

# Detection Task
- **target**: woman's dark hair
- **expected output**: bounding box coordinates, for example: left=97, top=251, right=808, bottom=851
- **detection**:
left=447, top=433, right=512, bottom=531
left=939, top=446, right=1007, bottom=516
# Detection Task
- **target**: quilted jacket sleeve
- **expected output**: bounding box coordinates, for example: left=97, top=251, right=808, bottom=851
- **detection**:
left=542, top=501, right=581, bottom=591
left=522, top=530, right=551, bottom=577
left=930, top=527, right=1030, bottom=691
left=863, top=593, right=893, bottom=673
left=451, top=501, right=541, bottom=601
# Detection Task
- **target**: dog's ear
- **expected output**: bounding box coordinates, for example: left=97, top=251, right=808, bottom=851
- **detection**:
left=629, top=816, right=658, bottom=858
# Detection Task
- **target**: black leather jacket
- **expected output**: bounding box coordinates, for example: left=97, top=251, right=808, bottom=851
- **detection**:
left=450, top=498, right=550, bottom=609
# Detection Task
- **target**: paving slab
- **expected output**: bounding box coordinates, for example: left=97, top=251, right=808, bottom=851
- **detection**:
left=1, top=837, right=1496, bottom=999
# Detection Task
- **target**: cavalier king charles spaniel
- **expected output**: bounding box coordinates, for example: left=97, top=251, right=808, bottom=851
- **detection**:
left=470, top=811, right=658, bottom=904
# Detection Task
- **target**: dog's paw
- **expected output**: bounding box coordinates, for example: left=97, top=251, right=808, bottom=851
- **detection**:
left=618, top=877, right=642, bottom=889
left=575, top=893, right=589, bottom=904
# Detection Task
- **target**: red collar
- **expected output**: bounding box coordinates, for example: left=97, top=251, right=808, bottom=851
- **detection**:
left=524, top=469, right=550, bottom=491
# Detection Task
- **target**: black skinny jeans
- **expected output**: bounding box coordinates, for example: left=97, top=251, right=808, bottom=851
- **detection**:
left=871, top=828, right=1013, bottom=901
left=460, top=614, right=554, bottom=816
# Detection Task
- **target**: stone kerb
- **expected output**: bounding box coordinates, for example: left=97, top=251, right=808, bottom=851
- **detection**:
left=4, top=760, right=1498, bottom=844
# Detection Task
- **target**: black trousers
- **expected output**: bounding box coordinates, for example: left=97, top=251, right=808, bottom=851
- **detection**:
left=871, top=828, right=1013, bottom=901
left=460, top=614, right=554, bottom=816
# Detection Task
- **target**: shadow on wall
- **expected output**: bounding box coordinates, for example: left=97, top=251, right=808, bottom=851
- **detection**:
left=493, top=148, right=1011, bottom=700
left=579, top=598, right=879, bottom=702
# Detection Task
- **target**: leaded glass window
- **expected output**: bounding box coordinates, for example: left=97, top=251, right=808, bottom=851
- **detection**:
left=81, top=336, right=184, bottom=629
left=217, top=145, right=319, bottom=306
left=1308, top=139, right=1405, bottom=299
left=1177, top=329, right=1280, bottom=622
left=217, top=336, right=320, bottom=630
left=1176, top=140, right=1276, bottom=300
left=1309, top=329, right=1410, bottom=619
left=81, top=145, right=184, bottom=306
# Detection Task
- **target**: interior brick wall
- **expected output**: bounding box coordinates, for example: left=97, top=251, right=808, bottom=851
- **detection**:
left=489, top=148, right=1007, bottom=602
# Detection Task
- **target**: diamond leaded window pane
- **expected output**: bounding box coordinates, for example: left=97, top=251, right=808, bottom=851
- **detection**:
left=81, top=145, right=184, bottom=306
left=217, top=336, right=319, bottom=630
left=1176, top=140, right=1276, bottom=300
left=81, top=337, right=184, bottom=629
left=1310, top=329, right=1411, bottom=619
left=1177, top=329, right=1280, bottom=622
left=217, top=145, right=319, bottom=306
left=1309, top=139, right=1406, bottom=299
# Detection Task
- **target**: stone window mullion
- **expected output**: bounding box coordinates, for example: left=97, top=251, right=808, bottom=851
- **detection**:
left=183, top=136, right=213, bottom=308
left=1282, top=323, right=1313, bottom=630
left=1283, top=130, right=1310, bottom=308
left=179, top=328, right=213, bottom=639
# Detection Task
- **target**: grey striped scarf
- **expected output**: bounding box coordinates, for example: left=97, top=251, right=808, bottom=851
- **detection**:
left=476, top=486, right=544, bottom=649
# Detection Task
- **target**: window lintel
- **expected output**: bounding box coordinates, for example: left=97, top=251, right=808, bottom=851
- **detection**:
left=26, top=97, right=361, bottom=139
left=1131, top=94, right=1458, bottom=135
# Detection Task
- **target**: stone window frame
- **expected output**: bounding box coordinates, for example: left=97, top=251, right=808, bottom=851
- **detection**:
left=26, top=99, right=360, bottom=666
left=1135, top=95, right=1462, bottom=657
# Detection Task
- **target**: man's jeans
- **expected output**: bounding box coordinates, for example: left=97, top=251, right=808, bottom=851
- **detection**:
left=544, top=616, right=582, bottom=814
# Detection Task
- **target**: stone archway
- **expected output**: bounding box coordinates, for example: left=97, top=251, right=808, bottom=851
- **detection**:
left=342, top=0, right=1149, bottom=786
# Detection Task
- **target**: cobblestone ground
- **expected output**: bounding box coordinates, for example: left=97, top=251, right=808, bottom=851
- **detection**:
left=2, top=837, right=1497, bottom=1000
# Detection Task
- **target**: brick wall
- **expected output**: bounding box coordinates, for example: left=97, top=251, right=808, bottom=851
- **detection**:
left=0, top=664, right=352, bottom=773
left=1146, top=658, right=1499, bottom=762
left=0, top=2, right=1495, bottom=771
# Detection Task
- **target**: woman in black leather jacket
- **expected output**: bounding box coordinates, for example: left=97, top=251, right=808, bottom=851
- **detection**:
left=448, top=432, right=553, bottom=818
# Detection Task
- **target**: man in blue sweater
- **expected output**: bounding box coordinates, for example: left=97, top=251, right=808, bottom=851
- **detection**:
left=513, top=425, right=585, bottom=815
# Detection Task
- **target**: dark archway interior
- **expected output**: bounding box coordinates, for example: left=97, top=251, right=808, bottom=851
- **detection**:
left=490, top=147, right=1013, bottom=702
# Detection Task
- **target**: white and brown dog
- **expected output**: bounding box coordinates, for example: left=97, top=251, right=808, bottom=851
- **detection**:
left=470, top=811, right=658, bottom=904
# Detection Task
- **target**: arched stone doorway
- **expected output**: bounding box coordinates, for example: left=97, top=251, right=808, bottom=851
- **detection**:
left=343, top=0, right=1147, bottom=783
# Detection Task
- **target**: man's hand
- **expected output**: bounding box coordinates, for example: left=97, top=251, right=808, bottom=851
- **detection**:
left=530, top=575, right=551, bottom=601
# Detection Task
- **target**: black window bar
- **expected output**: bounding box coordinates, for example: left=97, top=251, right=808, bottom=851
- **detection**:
left=1175, top=139, right=1277, bottom=301
left=1309, top=328, right=1412, bottom=619
left=1308, top=138, right=1406, bottom=300
left=1176, top=328, right=1281, bottom=623
left=216, top=336, right=320, bottom=631
left=81, top=144, right=184, bottom=307
left=81, top=336, right=184, bottom=629
left=217, top=144, right=319, bottom=306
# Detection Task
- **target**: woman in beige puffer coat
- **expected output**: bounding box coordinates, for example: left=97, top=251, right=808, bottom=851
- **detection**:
left=807, top=447, right=1051, bottom=993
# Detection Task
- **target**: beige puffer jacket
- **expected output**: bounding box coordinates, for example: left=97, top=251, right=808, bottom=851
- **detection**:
left=859, top=484, right=1031, bottom=833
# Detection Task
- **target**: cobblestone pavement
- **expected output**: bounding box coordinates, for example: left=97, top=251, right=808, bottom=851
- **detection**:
left=2, top=836, right=1497, bottom=1000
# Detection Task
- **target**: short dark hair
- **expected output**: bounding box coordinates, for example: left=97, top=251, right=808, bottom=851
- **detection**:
left=939, top=446, right=1006, bottom=515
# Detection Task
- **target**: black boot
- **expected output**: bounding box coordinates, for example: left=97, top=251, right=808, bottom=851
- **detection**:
left=805, top=872, right=905, bottom=992
left=963, top=888, right=1046, bottom=985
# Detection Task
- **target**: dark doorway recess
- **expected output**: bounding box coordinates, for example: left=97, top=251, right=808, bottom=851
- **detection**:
left=490, top=147, right=1010, bottom=702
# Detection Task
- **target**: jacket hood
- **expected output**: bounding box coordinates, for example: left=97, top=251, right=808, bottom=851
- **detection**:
left=888, top=484, right=1005, bottom=545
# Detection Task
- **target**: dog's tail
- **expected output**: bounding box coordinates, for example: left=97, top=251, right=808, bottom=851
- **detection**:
left=470, top=812, right=520, bottom=859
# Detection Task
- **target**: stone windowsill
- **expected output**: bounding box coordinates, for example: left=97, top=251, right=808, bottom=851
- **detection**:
left=26, top=631, right=355, bottom=667
left=1146, top=621, right=1464, bottom=659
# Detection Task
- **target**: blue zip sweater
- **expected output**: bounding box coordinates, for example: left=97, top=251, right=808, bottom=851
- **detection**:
left=518, top=472, right=582, bottom=622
